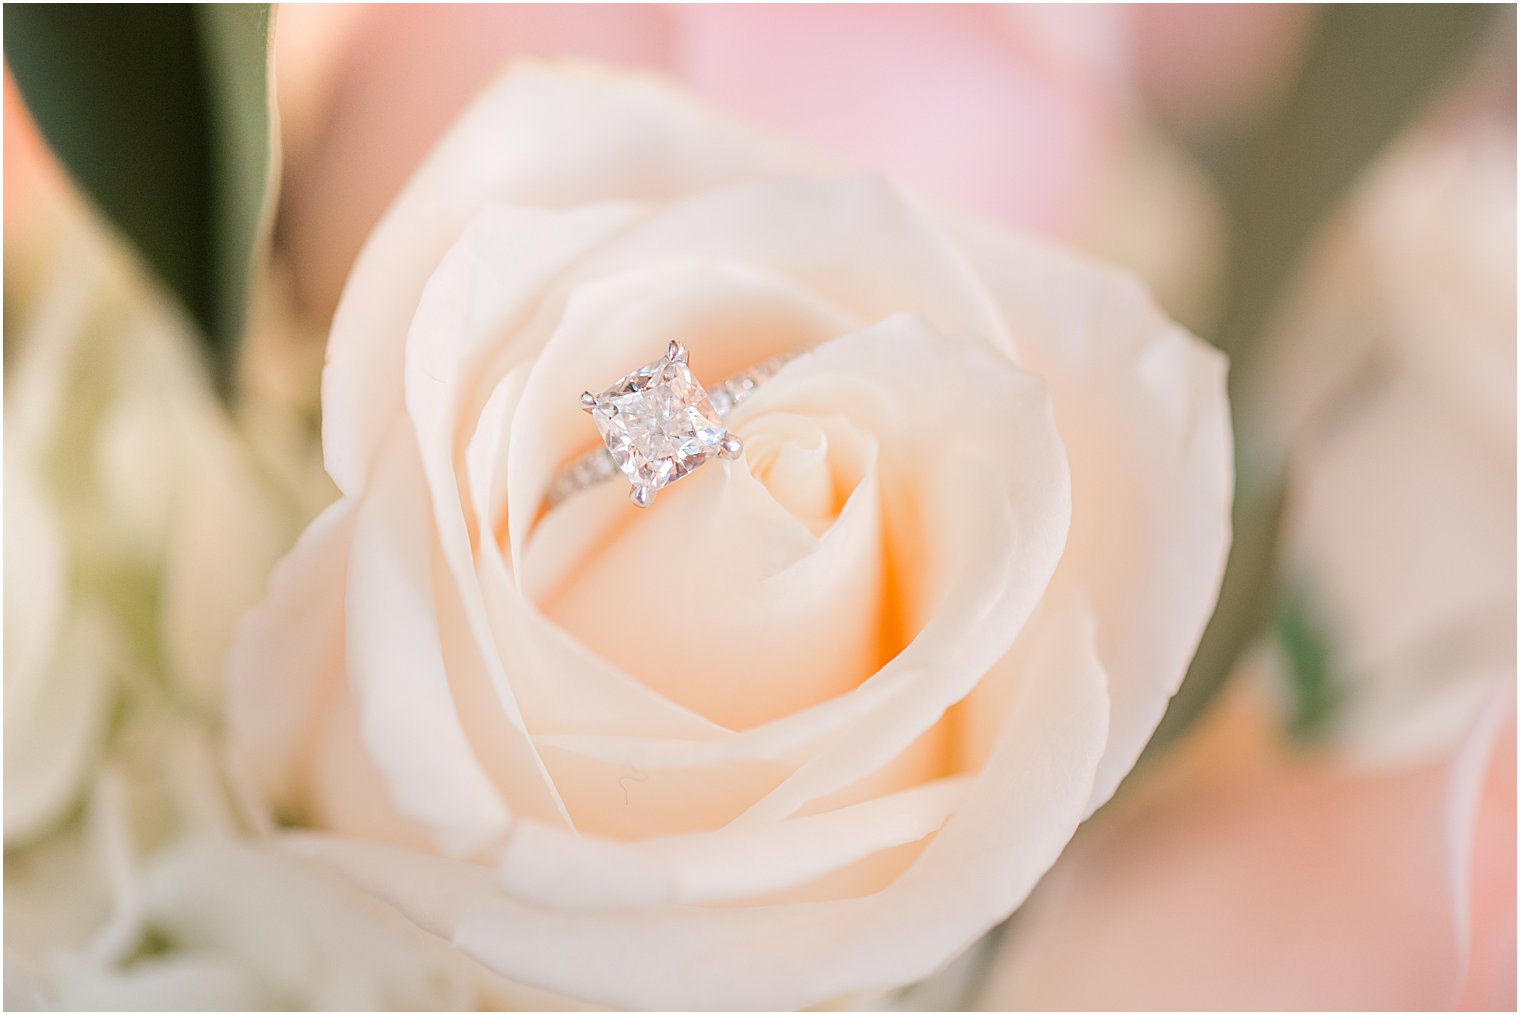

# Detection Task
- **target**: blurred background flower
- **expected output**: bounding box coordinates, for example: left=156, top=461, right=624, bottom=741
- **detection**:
left=3, top=4, right=1514, bottom=1010
left=3, top=66, right=334, bottom=1008
left=973, top=34, right=1517, bottom=1008
left=269, top=3, right=1246, bottom=325
left=973, top=669, right=1513, bottom=1009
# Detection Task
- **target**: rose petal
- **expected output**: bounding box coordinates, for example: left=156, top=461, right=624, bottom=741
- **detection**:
left=343, top=431, right=564, bottom=851
left=394, top=204, right=669, bottom=822
left=306, top=687, right=437, bottom=853
left=282, top=591, right=1108, bottom=1010
left=538, top=444, right=885, bottom=731
left=227, top=499, right=357, bottom=816
left=226, top=500, right=428, bottom=848
left=726, top=317, right=1070, bottom=823
left=494, top=774, right=971, bottom=908
left=957, top=219, right=1233, bottom=809
left=571, top=175, right=1011, bottom=357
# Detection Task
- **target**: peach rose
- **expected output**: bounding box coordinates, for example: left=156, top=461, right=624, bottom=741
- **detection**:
left=229, top=63, right=1231, bottom=1009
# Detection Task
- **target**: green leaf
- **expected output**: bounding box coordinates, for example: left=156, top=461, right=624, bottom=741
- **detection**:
left=1275, top=586, right=1341, bottom=742
left=1145, top=4, right=1503, bottom=757
left=4, top=4, right=275, bottom=389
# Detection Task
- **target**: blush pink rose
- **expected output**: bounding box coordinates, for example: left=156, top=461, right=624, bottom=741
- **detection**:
left=975, top=679, right=1515, bottom=1010
left=272, top=4, right=1128, bottom=320
left=1126, top=4, right=1313, bottom=129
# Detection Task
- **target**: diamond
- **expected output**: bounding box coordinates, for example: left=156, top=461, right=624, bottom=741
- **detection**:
left=585, top=343, right=728, bottom=506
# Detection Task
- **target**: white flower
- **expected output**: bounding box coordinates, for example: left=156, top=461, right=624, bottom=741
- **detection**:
left=228, top=62, right=1232, bottom=1009
left=1264, top=119, right=1516, bottom=763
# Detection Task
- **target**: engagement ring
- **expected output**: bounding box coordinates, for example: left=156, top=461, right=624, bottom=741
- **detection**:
left=545, top=341, right=793, bottom=510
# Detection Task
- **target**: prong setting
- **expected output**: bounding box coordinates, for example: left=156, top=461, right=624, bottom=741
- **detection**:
left=629, top=486, right=653, bottom=508
left=720, top=434, right=744, bottom=459
left=667, top=339, right=687, bottom=363
left=579, top=391, right=598, bottom=412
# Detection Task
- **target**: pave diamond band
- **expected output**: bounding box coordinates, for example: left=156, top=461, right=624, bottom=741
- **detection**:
left=545, top=344, right=797, bottom=511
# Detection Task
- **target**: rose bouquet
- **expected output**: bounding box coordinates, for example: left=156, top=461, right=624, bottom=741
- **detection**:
left=4, top=5, right=1513, bottom=1012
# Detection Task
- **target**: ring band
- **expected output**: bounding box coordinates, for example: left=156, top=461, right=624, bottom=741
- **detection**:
left=545, top=345, right=797, bottom=511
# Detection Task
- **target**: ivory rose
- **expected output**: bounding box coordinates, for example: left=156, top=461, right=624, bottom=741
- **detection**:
left=229, top=62, right=1231, bottom=1009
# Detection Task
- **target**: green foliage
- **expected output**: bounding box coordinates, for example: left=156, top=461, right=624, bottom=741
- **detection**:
left=4, top=4, right=274, bottom=390
left=1276, top=586, right=1342, bottom=742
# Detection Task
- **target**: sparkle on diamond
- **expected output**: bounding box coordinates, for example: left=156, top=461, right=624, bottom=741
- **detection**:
left=591, top=355, right=726, bottom=493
